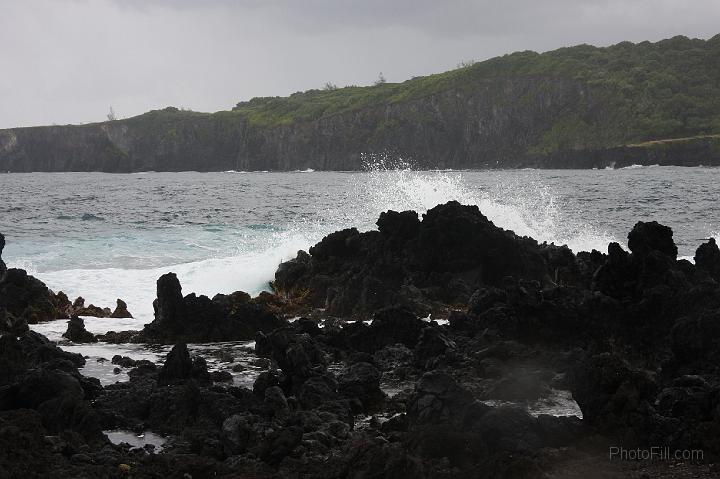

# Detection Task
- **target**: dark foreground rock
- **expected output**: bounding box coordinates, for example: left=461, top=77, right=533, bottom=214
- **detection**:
left=140, top=272, right=288, bottom=343
left=70, top=296, right=134, bottom=318
left=0, top=234, right=6, bottom=278
left=273, top=203, right=720, bottom=462
left=0, top=234, right=132, bottom=329
left=157, top=343, right=211, bottom=385
left=0, top=267, right=67, bottom=326
left=3, top=209, right=720, bottom=477
left=274, top=201, right=572, bottom=318
left=110, top=298, right=133, bottom=318
left=62, top=316, right=97, bottom=343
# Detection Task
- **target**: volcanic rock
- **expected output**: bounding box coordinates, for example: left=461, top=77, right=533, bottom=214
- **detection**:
left=695, top=238, right=720, bottom=281
left=337, top=362, right=385, bottom=412
left=255, top=328, right=327, bottom=394
left=110, top=299, right=133, bottom=318
left=62, top=316, right=96, bottom=343
left=568, top=352, right=657, bottom=433
left=407, top=371, right=474, bottom=426
left=275, top=201, right=557, bottom=317
left=157, top=343, right=211, bottom=386
left=0, top=268, right=65, bottom=324
left=627, top=220, right=678, bottom=259
left=414, top=327, right=456, bottom=365
left=142, top=273, right=287, bottom=343
left=0, top=233, right=6, bottom=278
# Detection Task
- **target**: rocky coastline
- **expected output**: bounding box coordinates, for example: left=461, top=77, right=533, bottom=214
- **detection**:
left=2, top=117, right=718, bottom=172
left=2, top=204, right=720, bottom=478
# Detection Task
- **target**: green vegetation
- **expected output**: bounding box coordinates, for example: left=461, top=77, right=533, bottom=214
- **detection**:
left=227, top=35, right=720, bottom=151
left=113, top=35, right=720, bottom=157
left=228, top=64, right=482, bottom=126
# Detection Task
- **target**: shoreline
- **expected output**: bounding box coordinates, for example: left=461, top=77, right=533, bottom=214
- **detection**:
left=2, top=202, right=720, bottom=477
left=2, top=161, right=720, bottom=174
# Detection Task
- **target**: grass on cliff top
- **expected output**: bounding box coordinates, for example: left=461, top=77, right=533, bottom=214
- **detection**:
left=124, top=107, right=211, bottom=125
left=228, top=34, right=720, bottom=134
left=228, top=72, right=469, bottom=127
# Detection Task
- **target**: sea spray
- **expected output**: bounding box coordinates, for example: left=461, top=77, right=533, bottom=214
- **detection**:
left=349, top=163, right=616, bottom=253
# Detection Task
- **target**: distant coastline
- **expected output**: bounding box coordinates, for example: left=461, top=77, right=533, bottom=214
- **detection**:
left=1, top=34, right=719, bottom=172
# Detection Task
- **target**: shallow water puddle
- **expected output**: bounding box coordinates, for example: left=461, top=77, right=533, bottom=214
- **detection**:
left=31, top=318, right=583, bottom=418
left=30, top=318, right=266, bottom=388
left=482, top=389, right=583, bottom=418
left=104, top=430, right=166, bottom=452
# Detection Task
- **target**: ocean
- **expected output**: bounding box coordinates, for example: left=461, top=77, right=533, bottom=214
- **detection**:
left=2, top=166, right=719, bottom=323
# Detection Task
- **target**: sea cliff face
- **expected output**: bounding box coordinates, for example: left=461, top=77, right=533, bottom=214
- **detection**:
left=0, top=77, right=583, bottom=172
left=2, top=81, right=717, bottom=172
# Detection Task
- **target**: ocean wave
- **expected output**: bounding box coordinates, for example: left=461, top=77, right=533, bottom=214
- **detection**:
left=618, top=164, right=660, bottom=170
left=37, top=255, right=275, bottom=322
left=33, top=225, right=315, bottom=321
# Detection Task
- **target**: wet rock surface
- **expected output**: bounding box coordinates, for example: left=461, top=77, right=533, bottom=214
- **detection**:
left=110, top=299, right=133, bottom=318
left=140, top=272, right=288, bottom=343
left=63, top=316, right=97, bottom=343
left=275, top=201, right=559, bottom=318
left=3, top=204, right=720, bottom=477
left=0, top=235, right=131, bottom=332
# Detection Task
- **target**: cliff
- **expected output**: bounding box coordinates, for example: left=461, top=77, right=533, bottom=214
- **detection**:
left=1, top=34, right=719, bottom=172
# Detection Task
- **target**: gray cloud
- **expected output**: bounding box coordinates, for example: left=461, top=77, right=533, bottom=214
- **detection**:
left=1, top=0, right=718, bottom=129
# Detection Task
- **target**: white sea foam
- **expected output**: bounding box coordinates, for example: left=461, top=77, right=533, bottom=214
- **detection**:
left=31, top=316, right=145, bottom=341
left=33, top=243, right=304, bottom=321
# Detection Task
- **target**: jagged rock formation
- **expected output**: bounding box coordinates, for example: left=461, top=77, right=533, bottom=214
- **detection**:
left=62, top=316, right=96, bottom=343
left=110, top=299, right=133, bottom=318
left=156, top=343, right=211, bottom=386
left=140, top=272, right=287, bottom=343
left=0, top=234, right=6, bottom=278
left=0, top=233, right=69, bottom=329
left=5, top=205, right=720, bottom=476
left=274, top=201, right=573, bottom=318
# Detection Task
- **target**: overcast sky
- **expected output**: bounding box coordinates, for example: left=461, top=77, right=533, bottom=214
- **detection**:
left=1, top=0, right=718, bottom=129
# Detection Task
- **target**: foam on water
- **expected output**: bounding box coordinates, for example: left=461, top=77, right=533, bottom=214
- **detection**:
left=33, top=244, right=305, bottom=321
left=482, top=389, right=583, bottom=418
left=32, top=316, right=144, bottom=341
left=104, top=430, right=166, bottom=452
left=31, top=316, right=262, bottom=387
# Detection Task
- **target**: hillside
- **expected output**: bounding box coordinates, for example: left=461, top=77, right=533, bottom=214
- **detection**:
left=2, top=34, right=720, bottom=171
